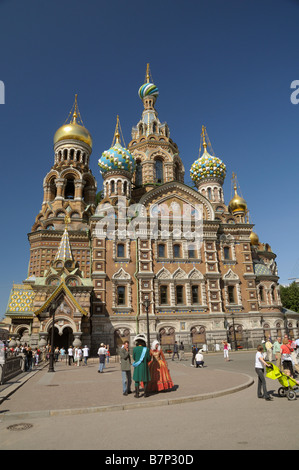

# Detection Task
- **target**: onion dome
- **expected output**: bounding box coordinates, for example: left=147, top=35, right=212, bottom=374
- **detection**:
left=98, top=116, right=135, bottom=175
left=54, top=95, right=92, bottom=148
left=138, top=63, right=159, bottom=101
left=228, top=184, right=247, bottom=214
left=190, top=126, right=226, bottom=184
left=250, top=231, right=259, bottom=245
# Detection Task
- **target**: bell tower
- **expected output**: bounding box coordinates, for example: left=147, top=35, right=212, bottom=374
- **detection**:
left=128, top=64, right=185, bottom=199
left=27, top=96, right=97, bottom=279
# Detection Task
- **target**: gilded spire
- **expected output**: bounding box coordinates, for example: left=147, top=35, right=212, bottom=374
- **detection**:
left=71, top=94, right=78, bottom=123
left=199, top=125, right=215, bottom=156
left=111, top=115, right=126, bottom=147
left=146, top=63, right=150, bottom=83
left=201, top=125, right=207, bottom=152
left=114, top=115, right=120, bottom=144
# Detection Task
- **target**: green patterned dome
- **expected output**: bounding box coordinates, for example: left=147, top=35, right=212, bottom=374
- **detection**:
left=190, top=151, right=226, bottom=183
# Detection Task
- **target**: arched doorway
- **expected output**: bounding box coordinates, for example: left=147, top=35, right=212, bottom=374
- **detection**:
left=190, top=326, right=206, bottom=347
left=114, top=329, right=130, bottom=350
left=48, top=326, right=73, bottom=350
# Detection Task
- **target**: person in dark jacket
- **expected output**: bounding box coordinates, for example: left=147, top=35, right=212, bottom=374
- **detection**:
left=120, top=341, right=132, bottom=396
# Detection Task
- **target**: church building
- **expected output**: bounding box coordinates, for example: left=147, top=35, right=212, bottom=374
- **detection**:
left=4, top=66, right=297, bottom=353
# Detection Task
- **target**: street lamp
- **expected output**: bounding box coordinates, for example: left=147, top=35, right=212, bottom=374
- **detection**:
left=48, top=302, right=57, bottom=373
left=224, top=314, right=237, bottom=350
left=143, top=297, right=151, bottom=349
left=284, top=314, right=289, bottom=338
left=231, top=313, right=238, bottom=351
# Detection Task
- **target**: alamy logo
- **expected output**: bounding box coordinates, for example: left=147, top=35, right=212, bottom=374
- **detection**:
left=0, top=81, right=4, bottom=104
left=290, top=80, right=299, bottom=104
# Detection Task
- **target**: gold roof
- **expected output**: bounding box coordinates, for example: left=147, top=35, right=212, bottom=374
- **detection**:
left=229, top=184, right=247, bottom=213
left=250, top=231, right=259, bottom=245
left=53, top=95, right=92, bottom=148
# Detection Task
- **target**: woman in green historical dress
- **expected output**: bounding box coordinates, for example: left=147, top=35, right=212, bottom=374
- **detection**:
left=132, top=334, right=151, bottom=398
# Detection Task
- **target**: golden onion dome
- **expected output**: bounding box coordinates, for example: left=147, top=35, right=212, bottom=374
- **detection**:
left=53, top=95, right=92, bottom=148
left=54, top=122, right=92, bottom=148
left=250, top=231, right=259, bottom=245
left=228, top=185, right=247, bottom=213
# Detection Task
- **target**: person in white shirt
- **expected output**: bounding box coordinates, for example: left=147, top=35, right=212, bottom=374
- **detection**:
left=98, top=343, right=107, bottom=373
left=255, top=345, right=273, bottom=401
left=195, top=350, right=204, bottom=368
left=82, top=345, right=89, bottom=366
left=68, top=346, right=74, bottom=366
left=74, top=347, right=82, bottom=366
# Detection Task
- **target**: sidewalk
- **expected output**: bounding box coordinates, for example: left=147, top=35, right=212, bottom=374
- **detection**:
left=0, top=355, right=253, bottom=421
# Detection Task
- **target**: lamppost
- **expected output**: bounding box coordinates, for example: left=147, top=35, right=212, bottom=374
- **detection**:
left=284, top=313, right=289, bottom=338
left=224, top=313, right=237, bottom=351
left=231, top=313, right=238, bottom=351
left=48, top=302, right=57, bottom=373
left=143, top=297, right=151, bottom=349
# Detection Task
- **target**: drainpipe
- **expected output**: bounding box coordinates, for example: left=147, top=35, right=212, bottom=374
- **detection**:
left=134, top=238, right=140, bottom=335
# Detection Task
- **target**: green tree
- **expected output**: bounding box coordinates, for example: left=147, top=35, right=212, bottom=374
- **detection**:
left=280, top=282, right=299, bottom=313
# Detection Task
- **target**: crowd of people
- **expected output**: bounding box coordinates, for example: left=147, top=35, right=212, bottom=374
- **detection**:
left=255, top=334, right=299, bottom=401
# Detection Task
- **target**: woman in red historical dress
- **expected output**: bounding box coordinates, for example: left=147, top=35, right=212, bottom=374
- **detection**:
left=148, top=340, right=174, bottom=392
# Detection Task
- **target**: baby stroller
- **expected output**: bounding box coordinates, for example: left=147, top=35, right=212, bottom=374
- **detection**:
left=266, top=363, right=299, bottom=401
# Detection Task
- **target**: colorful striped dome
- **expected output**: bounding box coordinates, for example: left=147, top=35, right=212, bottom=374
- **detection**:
left=138, top=82, right=159, bottom=100
left=98, top=141, right=136, bottom=174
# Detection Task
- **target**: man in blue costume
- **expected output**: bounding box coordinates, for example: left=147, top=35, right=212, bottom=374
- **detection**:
left=132, top=334, right=151, bottom=398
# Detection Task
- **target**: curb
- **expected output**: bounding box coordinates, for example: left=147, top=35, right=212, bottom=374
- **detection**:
left=0, top=373, right=254, bottom=421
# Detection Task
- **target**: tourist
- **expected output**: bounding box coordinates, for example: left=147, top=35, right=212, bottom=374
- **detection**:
left=98, top=343, right=106, bottom=373
left=82, top=345, right=89, bottom=365
left=172, top=341, right=179, bottom=361
left=34, top=348, right=39, bottom=367
left=68, top=345, right=74, bottom=366
left=74, top=346, right=82, bottom=366
left=132, top=334, right=151, bottom=398
left=222, top=340, right=229, bottom=362
left=280, top=337, right=294, bottom=377
left=119, top=340, right=132, bottom=395
left=265, top=337, right=273, bottom=362
left=54, top=346, right=60, bottom=362
left=272, top=337, right=282, bottom=368
left=191, top=345, right=198, bottom=366
left=27, top=347, right=33, bottom=371
left=179, top=341, right=185, bottom=361
left=195, top=349, right=204, bottom=368
left=106, top=345, right=110, bottom=364
left=60, top=347, right=66, bottom=362
left=148, top=340, right=174, bottom=392
left=255, top=345, right=273, bottom=400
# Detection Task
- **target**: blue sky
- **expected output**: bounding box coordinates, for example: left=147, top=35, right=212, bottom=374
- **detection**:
left=0, top=0, right=299, bottom=318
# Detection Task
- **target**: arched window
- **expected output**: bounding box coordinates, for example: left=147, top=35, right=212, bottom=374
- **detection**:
left=224, top=246, right=231, bottom=260
left=158, top=244, right=166, bottom=257
left=111, top=180, right=115, bottom=193
left=173, top=244, right=181, bottom=258
left=192, top=285, right=199, bottom=304
left=117, top=243, right=125, bottom=258
left=259, top=285, right=265, bottom=301
left=271, top=285, right=275, bottom=302
left=135, top=160, right=142, bottom=186
left=174, top=163, right=180, bottom=181
left=160, top=285, right=168, bottom=305
left=65, top=177, right=75, bottom=199
left=155, top=159, right=163, bottom=184
left=207, top=188, right=212, bottom=200
left=117, top=286, right=126, bottom=306
left=176, top=285, right=184, bottom=305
